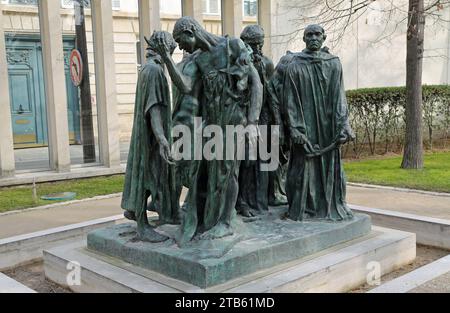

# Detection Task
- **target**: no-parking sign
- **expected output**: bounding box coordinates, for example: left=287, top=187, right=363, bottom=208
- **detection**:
left=70, top=49, right=83, bottom=87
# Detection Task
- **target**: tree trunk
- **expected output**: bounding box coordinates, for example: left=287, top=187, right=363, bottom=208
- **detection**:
left=428, top=125, right=433, bottom=150
left=402, top=0, right=425, bottom=169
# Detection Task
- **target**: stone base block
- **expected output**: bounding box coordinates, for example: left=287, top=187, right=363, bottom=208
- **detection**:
left=43, top=226, right=416, bottom=293
left=86, top=212, right=371, bottom=288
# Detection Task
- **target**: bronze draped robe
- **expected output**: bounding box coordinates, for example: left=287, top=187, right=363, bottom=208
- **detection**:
left=121, top=56, right=179, bottom=225
left=282, top=50, right=353, bottom=221
left=236, top=54, right=274, bottom=213
left=179, top=37, right=254, bottom=245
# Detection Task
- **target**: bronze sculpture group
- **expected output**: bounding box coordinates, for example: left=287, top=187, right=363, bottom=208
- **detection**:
left=122, top=18, right=355, bottom=246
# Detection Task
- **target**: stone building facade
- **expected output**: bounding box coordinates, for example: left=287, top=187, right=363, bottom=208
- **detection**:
left=0, top=0, right=263, bottom=185
left=1, top=0, right=448, bottom=185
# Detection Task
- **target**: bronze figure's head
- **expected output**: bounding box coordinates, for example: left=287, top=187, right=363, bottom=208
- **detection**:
left=240, top=25, right=265, bottom=56
left=145, top=31, right=177, bottom=57
left=303, top=24, right=327, bottom=52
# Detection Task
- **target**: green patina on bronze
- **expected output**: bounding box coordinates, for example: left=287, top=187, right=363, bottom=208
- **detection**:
left=237, top=25, right=289, bottom=219
left=121, top=31, right=179, bottom=243
left=87, top=21, right=367, bottom=287
left=87, top=210, right=371, bottom=288
left=155, top=17, right=263, bottom=245
left=171, top=51, right=203, bottom=191
left=278, top=25, right=355, bottom=221
left=118, top=21, right=357, bottom=250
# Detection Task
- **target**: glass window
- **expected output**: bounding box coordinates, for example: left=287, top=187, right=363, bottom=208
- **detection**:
left=160, top=0, right=181, bottom=15
left=3, top=0, right=38, bottom=5
left=243, top=0, right=257, bottom=17
left=1, top=0, right=120, bottom=10
left=202, top=0, right=220, bottom=15
left=3, top=2, right=51, bottom=171
left=61, top=0, right=121, bottom=10
left=202, top=0, right=222, bottom=35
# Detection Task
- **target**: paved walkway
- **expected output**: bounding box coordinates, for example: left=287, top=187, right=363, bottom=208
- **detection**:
left=0, top=186, right=448, bottom=239
left=347, top=186, right=450, bottom=220
left=0, top=197, right=122, bottom=239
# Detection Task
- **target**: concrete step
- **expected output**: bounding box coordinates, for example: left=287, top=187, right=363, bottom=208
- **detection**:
left=43, top=226, right=416, bottom=293
left=369, top=254, right=450, bottom=293
left=0, top=273, right=35, bottom=293
left=350, top=204, right=450, bottom=250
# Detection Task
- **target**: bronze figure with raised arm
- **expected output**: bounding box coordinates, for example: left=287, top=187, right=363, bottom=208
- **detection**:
left=154, top=17, right=263, bottom=245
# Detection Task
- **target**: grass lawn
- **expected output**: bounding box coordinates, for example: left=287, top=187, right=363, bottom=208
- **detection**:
left=0, top=175, right=125, bottom=213
left=1, top=151, right=448, bottom=214
left=344, top=151, right=450, bottom=193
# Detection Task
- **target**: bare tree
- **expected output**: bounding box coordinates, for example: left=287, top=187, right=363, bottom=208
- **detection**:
left=281, top=0, right=450, bottom=169
left=402, top=0, right=425, bottom=168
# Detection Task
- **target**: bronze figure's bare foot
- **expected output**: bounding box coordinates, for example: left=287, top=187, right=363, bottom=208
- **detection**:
left=238, top=206, right=255, bottom=218
left=199, top=223, right=233, bottom=240
left=137, top=225, right=169, bottom=243
left=269, top=196, right=288, bottom=207
left=124, top=210, right=136, bottom=221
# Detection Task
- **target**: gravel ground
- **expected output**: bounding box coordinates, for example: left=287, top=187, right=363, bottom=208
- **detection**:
left=409, top=272, right=450, bottom=293
left=3, top=261, right=72, bottom=293
left=350, top=245, right=449, bottom=293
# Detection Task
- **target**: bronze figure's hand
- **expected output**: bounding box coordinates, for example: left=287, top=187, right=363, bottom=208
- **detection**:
left=154, top=33, right=171, bottom=59
left=159, top=141, right=175, bottom=165
left=247, top=124, right=260, bottom=148
left=339, top=127, right=356, bottom=145
left=290, top=128, right=308, bottom=145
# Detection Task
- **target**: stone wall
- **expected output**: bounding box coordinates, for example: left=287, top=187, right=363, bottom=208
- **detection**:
left=271, top=0, right=450, bottom=90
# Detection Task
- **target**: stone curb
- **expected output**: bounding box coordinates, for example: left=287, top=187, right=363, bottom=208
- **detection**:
left=368, top=254, right=450, bottom=293
left=350, top=204, right=450, bottom=250
left=0, top=273, right=36, bottom=293
left=0, top=215, right=125, bottom=271
left=0, top=193, right=123, bottom=218
left=348, top=182, right=450, bottom=198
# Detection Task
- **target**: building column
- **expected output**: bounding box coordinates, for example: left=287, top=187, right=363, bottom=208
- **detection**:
left=222, top=0, right=243, bottom=37
left=447, top=6, right=450, bottom=84
left=0, top=6, right=15, bottom=178
left=258, top=0, right=275, bottom=59
left=181, top=0, right=203, bottom=22
left=38, top=0, right=71, bottom=173
left=91, top=0, right=121, bottom=168
left=138, top=0, right=160, bottom=65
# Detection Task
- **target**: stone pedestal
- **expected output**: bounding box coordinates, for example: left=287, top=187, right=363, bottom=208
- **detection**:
left=42, top=207, right=418, bottom=293
left=43, top=225, right=416, bottom=293
left=87, top=211, right=372, bottom=288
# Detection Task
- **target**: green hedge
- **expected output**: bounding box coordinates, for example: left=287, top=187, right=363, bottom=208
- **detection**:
left=345, top=85, right=450, bottom=157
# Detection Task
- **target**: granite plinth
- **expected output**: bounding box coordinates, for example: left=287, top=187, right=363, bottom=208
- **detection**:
left=87, top=209, right=371, bottom=288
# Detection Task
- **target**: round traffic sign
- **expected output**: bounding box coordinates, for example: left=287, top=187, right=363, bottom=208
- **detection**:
left=69, top=49, right=83, bottom=87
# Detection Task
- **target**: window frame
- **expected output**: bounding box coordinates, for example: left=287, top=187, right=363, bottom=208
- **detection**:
left=0, top=0, right=120, bottom=10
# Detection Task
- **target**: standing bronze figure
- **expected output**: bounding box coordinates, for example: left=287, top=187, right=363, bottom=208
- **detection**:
left=154, top=17, right=262, bottom=244
left=280, top=25, right=355, bottom=221
left=237, top=25, right=288, bottom=217
left=121, top=31, right=179, bottom=242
